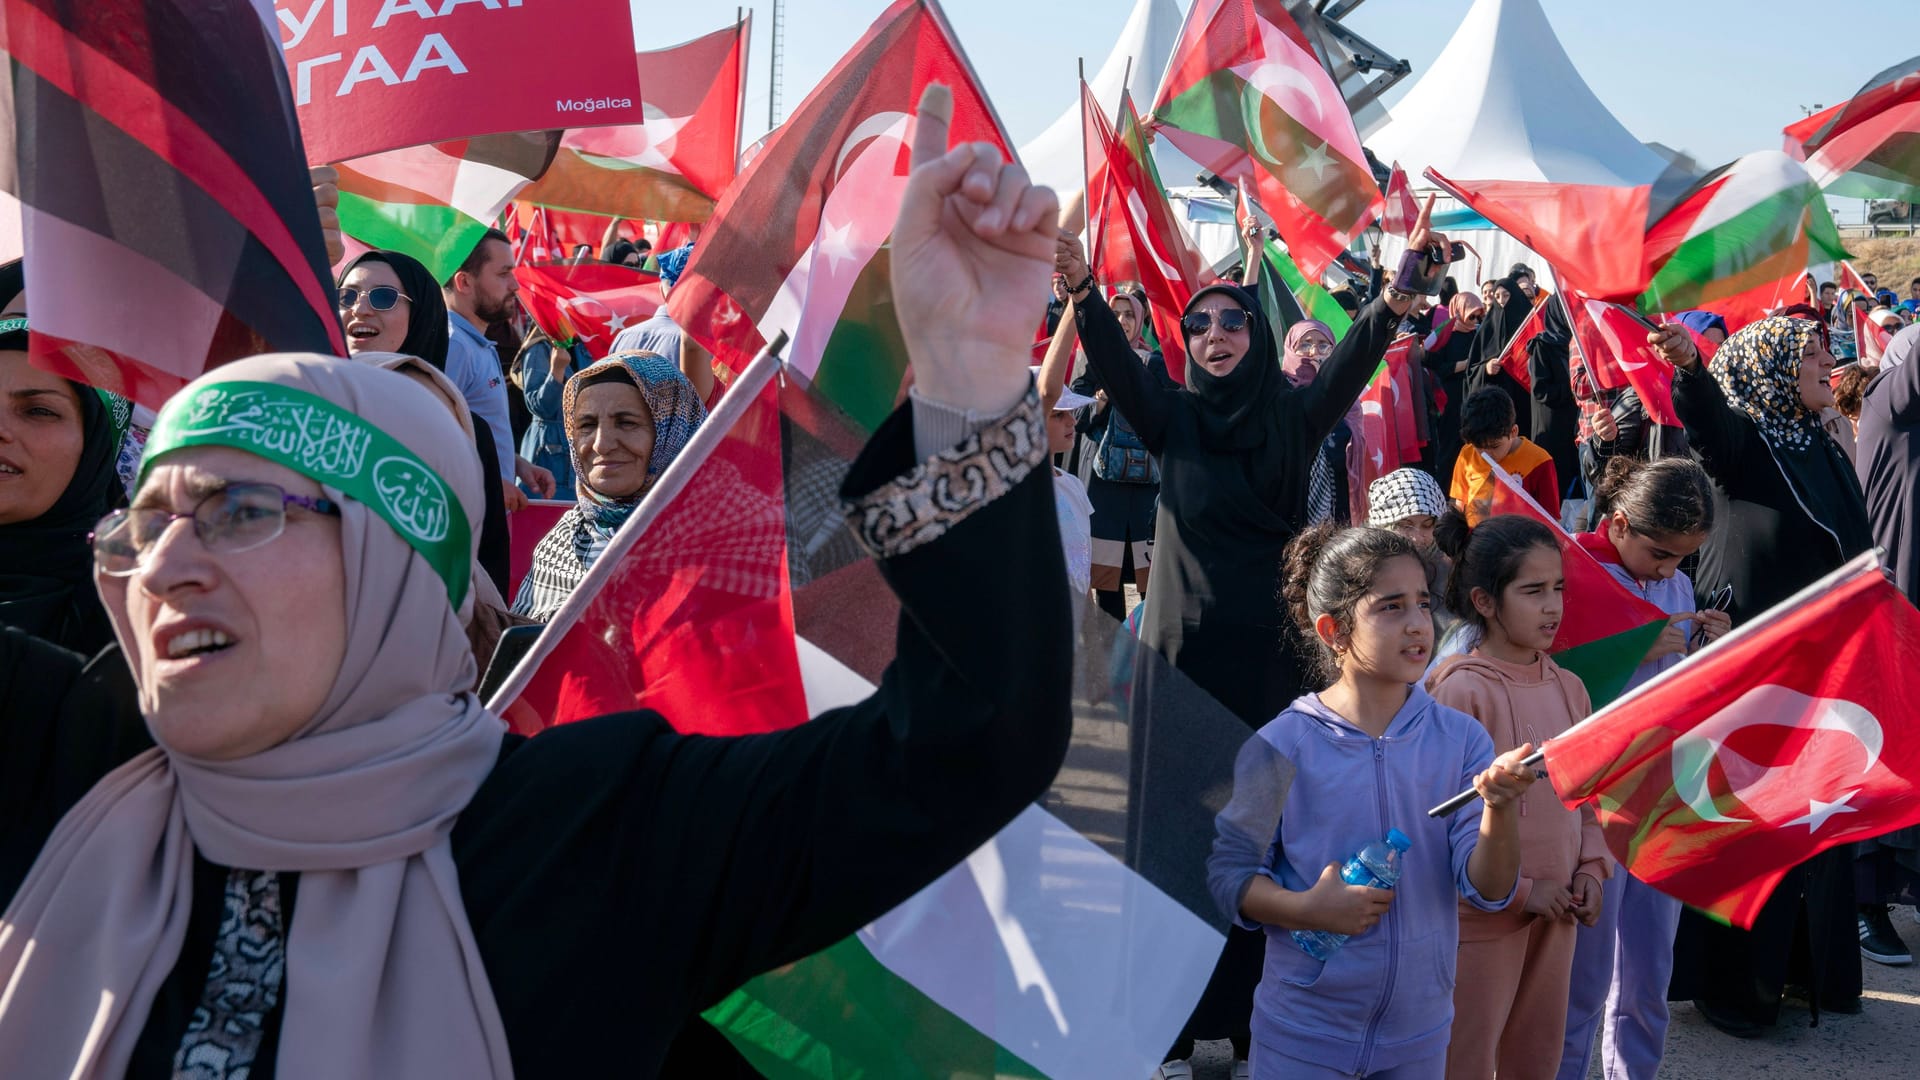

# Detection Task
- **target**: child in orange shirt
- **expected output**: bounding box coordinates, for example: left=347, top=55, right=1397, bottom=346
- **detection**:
left=1451, top=387, right=1559, bottom=526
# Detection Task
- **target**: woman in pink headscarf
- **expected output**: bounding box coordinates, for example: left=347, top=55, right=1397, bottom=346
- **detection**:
left=0, top=89, right=1074, bottom=1079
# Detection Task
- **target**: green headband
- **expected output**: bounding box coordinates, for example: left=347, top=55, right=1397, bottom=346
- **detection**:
left=141, top=381, right=471, bottom=606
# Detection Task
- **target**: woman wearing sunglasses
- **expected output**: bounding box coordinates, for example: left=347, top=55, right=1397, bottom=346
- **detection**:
left=337, top=249, right=512, bottom=597
left=1057, top=204, right=1445, bottom=1074
left=0, top=91, right=1074, bottom=1078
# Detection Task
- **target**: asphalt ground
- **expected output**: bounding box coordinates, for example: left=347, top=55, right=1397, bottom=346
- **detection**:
left=1185, top=906, right=1920, bottom=1078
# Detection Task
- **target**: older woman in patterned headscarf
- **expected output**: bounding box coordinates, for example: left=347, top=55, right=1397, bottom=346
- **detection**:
left=512, top=351, right=706, bottom=621
left=1654, top=313, right=1872, bottom=1035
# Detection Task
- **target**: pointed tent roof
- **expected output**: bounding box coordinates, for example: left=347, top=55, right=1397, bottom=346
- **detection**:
left=1364, top=0, right=1666, bottom=187
left=1017, top=0, right=1202, bottom=204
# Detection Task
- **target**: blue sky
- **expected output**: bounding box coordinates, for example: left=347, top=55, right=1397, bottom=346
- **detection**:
left=631, top=1, right=1913, bottom=222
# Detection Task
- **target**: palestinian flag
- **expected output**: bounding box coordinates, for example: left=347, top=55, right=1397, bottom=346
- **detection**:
left=519, top=17, right=749, bottom=223
left=1566, top=293, right=1681, bottom=427
left=335, top=131, right=561, bottom=283
left=1638, top=151, right=1851, bottom=316
left=1785, top=58, right=1920, bottom=202
left=1494, top=300, right=1546, bottom=391
left=1087, top=85, right=1206, bottom=384
left=1151, top=0, right=1381, bottom=279
left=489, top=348, right=1245, bottom=1078
left=668, top=0, right=1013, bottom=436
left=1486, top=462, right=1667, bottom=706
left=1264, top=238, right=1351, bottom=340
left=1543, top=553, right=1920, bottom=927
left=1424, top=162, right=1701, bottom=303
left=513, top=261, right=664, bottom=359
left=4, top=0, right=344, bottom=410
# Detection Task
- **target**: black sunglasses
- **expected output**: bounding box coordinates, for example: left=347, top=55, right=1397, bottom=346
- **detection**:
left=337, top=286, right=412, bottom=312
left=1182, top=308, right=1252, bottom=336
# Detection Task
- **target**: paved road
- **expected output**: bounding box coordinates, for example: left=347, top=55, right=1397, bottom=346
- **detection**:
left=1186, top=908, right=1920, bottom=1078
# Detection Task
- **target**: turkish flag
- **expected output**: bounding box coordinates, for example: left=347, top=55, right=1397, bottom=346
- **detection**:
left=669, top=0, right=1010, bottom=402
left=1427, top=169, right=1658, bottom=303
left=490, top=358, right=803, bottom=737
left=1494, top=301, right=1546, bottom=392
left=1381, top=161, right=1420, bottom=239
left=1088, top=86, right=1207, bottom=384
left=1542, top=556, right=1920, bottom=927
left=1353, top=338, right=1418, bottom=507
left=514, top=262, right=664, bottom=359
left=1568, top=294, right=1681, bottom=426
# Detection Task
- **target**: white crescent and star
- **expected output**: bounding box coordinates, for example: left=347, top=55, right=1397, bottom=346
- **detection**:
left=1671, top=684, right=1883, bottom=831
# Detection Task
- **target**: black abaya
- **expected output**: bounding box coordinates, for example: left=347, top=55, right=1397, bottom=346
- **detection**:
left=1076, top=288, right=1397, bottom=726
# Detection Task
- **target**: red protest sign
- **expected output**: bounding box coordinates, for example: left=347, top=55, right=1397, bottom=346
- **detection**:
left=277, top=0, right=643, bottom=164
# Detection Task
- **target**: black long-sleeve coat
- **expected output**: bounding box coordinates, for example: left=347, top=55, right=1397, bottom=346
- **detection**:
left=1667, top=361, right=1872, bottom=1022
left=1075, top=290, right=1396, bottom=725
left=2, top=399, right=1073, bottom=1079
left=1527, top=306, right=1581, bottom=498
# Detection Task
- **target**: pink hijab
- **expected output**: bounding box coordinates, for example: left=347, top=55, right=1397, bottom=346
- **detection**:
left=1282, top=319, right=1335, bottom=387
left=0, top=355, right=511, bottom=1077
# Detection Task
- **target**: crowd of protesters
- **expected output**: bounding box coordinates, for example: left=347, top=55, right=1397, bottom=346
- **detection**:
left=2, top=69, right=1919, bottom=1080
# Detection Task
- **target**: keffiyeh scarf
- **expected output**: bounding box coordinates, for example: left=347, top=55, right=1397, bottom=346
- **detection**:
left=513, top=352, right=707, bottom=621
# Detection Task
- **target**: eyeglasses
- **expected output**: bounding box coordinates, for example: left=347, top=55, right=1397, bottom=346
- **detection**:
left=337, top=286, right=413, bottom=312
left=1182, top=308, right=1252, bottom=336
left=92, top=483, right=342, bottom=576
left=1293, top=339, right=1334, bottom=357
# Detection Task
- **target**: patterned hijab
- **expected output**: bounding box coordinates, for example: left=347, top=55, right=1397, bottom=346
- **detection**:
left=1709, top=316, right=1872, bottom=554
left=1709, top=316, right=1825, bottom=451
left=513, top=352, right=707, bottom=621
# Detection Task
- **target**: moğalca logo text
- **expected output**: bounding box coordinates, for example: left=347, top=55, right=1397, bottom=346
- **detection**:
left=555, top=96, right=633, bottom=115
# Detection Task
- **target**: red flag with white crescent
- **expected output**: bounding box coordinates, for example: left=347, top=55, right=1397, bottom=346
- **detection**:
left=1542, top=556, right=1920, bottom=928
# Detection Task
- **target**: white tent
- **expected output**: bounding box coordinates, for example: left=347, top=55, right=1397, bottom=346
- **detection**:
left=1363, top=0, right=1671, bottom=283
left=1017, top=0, right=1204, bottom=212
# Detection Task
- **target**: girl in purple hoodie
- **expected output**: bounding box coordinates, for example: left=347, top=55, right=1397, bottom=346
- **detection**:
left=1209, top=523, right=1539, bottom=1079
left=1556, top=457, right=1726, bottom=1080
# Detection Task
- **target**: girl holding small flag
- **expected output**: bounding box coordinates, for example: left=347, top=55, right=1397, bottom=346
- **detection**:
left=1208, top=522, right=1537, bottom=1079
left=1556, top=456, right=1725, bottom=1080
left=1427, top=512, right=1609, bottom=1080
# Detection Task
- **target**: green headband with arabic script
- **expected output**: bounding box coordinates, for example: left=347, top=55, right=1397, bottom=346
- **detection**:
left=139, top=381, right=471, bottom=606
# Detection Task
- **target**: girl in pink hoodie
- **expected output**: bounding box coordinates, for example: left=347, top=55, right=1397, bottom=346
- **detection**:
left=1427, top=513, right=1610, bottom=1080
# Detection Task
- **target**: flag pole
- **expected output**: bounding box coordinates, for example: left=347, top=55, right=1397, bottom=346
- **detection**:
left=1426, top=548, right=1887, bottom=818
left=486, top=331, right=790, bottom=713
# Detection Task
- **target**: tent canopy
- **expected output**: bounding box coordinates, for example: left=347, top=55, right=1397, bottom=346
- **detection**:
left=1364, top=0, right=1667, bottom=187
left=1017, top=0, right=1203, bottom=210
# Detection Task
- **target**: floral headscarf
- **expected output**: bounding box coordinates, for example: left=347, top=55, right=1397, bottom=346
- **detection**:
left=1705, top=314, right=1873, bottom=561
left=512, top=351, right=707, bottom=621
left=1708, top=315, right=1823, bottom=451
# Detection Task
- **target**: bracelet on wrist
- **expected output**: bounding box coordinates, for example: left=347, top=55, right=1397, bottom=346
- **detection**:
left=1069, top=272, right=1095, bottom=297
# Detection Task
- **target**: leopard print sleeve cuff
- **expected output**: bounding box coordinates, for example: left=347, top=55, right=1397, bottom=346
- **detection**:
left=844, top=388, right=1046, bottom=561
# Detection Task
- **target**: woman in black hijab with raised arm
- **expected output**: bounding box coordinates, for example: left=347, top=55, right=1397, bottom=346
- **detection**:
left=1057, top=214, right=1440, bottom=1077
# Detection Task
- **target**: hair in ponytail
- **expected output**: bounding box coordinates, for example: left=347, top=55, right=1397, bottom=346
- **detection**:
left=1282, top=522, right=1420, bottom=688
left=1592, top=456, right=1714, bottom=538
left=1434, top=510, right=1558, bottom=633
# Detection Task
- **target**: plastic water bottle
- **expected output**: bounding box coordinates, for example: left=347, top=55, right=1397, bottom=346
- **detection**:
left=1292, top=828, right=1413, bottom=961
